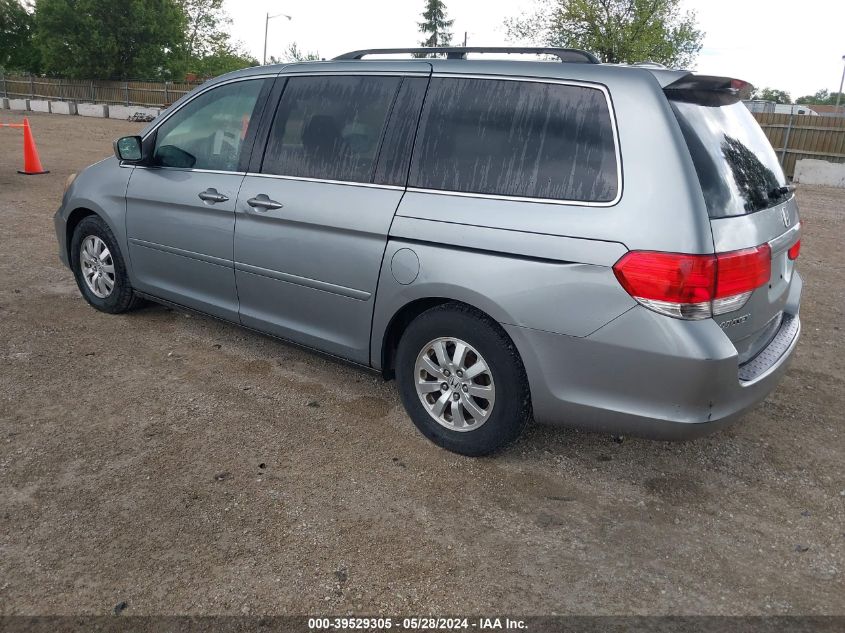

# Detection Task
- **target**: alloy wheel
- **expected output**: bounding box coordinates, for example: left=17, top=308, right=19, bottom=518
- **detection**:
left=414, top=337, right=496, bottom=432
left=80, top=235, right=115, bottom=298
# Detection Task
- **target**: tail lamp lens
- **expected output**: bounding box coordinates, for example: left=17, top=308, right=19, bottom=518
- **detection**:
left=788, top=239, right=801, bottom=260
left=715, top=245, right=772, bottom=296
left=613, top=244, right=771, bottom=320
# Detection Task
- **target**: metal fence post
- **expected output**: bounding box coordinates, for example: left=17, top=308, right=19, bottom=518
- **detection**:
left=780, top=113, right=795, bottom=167
left=124, top=81, right=130, bottom=106
left=1, top=72, right=6, bottom=98
left=29, top=73, right=35, bottom=99
left=164, top=80, right=170, bottom=107
left=90, top=80, right=95, bottom=102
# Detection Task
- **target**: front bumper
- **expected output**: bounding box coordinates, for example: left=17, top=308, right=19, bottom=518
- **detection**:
left=506, top=273, right=802, bottom=440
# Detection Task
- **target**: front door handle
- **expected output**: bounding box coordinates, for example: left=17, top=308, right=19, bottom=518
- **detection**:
left=246, top=194, right=284, bottom=211
left=198, top=188, right=229, bottom=203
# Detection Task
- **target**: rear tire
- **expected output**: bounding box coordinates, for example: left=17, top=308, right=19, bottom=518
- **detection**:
left=70, top=215, right=142, bottom=314
left=395, top=303, right=531, bottom=456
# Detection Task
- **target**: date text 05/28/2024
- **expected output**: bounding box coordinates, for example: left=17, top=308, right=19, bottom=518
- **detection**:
left=307, top=617, right=527, bottom=630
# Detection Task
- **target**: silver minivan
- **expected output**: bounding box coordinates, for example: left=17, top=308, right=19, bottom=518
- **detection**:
left=54, top=47, right=802, bottom=456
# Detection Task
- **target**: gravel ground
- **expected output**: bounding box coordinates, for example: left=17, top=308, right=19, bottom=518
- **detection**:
left=0, top=111, right=843, bottom=616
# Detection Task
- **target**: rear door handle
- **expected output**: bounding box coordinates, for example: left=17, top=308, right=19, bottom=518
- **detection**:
left=198, top=188, right=229, bottom=203
left=246, top=194, right=284, bottom=211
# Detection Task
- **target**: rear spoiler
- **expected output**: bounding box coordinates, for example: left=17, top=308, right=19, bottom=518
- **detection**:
left=664, top=75, right=754, bottom=106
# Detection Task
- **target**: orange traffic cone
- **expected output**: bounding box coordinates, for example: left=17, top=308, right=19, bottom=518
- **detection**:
left=18, top=117, right=49, bottom=175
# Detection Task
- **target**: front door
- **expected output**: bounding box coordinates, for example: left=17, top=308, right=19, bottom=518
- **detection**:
left=126, top=78, right=270, bottom=320
left=234, top=72, right=429, bottom=363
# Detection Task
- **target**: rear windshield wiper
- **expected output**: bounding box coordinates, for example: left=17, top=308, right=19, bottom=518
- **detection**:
left=768, top=185, right=795, bottom=200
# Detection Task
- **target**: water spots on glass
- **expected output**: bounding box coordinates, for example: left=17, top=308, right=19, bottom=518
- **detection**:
left=263, top=76, right=401, bottom=183
left=374, top=77, right=429, bottom=187
left=409, top=78, right=619, bottom=202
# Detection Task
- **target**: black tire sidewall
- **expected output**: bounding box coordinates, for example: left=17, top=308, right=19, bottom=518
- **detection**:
left=396, top=305, right=530, bottom=456
left=70, top=216, right=136, bottom=313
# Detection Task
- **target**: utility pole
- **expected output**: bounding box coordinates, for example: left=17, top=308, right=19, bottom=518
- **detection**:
left=463, top=31, right=467, bottom=47
left=836, top=54, right=845, bottom=111
left=263, top=13, right=269, bottom=65
left=263, top=12, right=293, bottom=65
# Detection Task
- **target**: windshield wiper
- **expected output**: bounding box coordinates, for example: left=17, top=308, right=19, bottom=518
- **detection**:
left=769, top=185, right=795, bottom=200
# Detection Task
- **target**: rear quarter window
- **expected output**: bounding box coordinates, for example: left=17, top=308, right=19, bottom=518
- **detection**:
left=409, top=77, right=619, bottom=203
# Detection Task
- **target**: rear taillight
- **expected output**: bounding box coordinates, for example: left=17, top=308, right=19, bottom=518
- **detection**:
left=712, top=245, right=772, bottom=315
left=612, top=252, right=715, bottom=319
left=788, top=239, right=801, bottom=260
left=613, top=244, right=771, bottom=320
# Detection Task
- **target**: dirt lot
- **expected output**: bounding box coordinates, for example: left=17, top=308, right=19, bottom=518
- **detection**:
left=0, top=111, right=843, bottom=616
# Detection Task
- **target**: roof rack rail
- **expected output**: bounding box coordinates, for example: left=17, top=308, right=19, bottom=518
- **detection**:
left=333, top=47, right=601, bottom=64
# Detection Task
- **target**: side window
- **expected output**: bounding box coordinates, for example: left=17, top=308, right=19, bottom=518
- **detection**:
left=409, top=78, right=619, bottom=203
left=154, top=79, right=266, bottom=171
left=373, top=76, right=429, bottom=186
left=262, top=75, right=400, bottom=183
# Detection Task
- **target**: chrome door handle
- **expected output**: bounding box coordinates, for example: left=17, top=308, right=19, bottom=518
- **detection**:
left=198, top=188, right=229, bottom=203
left=246, top=194, right=284, bottom=211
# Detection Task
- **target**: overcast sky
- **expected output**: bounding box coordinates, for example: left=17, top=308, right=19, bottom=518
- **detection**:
left=224, top=0, right=845, bottom=99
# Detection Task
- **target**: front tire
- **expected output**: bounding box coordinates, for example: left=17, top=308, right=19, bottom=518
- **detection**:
left=70, top=215, right=141, bottom=314
left=395, top=303, right=531, bottom=456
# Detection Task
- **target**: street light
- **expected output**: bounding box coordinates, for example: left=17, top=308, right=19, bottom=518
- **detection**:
left=835, top=55, right=845, bottom=110
left=263, top=12, right=293, bottom=65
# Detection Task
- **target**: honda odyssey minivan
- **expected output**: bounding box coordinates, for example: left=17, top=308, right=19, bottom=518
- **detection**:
left=55, top=47, right=802, bottom=456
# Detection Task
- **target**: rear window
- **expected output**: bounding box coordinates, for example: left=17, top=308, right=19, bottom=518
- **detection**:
left=409, top=78, right=619, bottom=203
left=671, top=100, right=788, bottom=218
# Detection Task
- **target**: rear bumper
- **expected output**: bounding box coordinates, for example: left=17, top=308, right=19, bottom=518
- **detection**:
left=506, top=273, right=802, bottom=440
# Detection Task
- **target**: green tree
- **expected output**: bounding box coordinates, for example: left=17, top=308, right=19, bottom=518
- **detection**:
left=177, top=0, right=255, bottom=78
left=751, top=87, right=791, bottom=104
left=180, top=0, right=226, bottom=59
left=0, top=0, right=40, bottom=72
left=34, top=0, right=186, bottom=79
left=795, top=89, right=845, bottom=105
left=278, top=42, right=321, bottom=62
left=187, top=41, right=257, bottom=77
left=506, top=0, right=704, bottom=68
left=417, top=0, right=453, bottom=50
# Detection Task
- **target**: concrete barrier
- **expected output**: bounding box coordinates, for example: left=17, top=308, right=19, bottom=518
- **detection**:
left=107, top=104, right=160, bottom=120
left=4, top=98, right=164, bottom=120
left=49, top=101, right=77, bottom=115
left=29, top=99, right=51, bottom=113
left=794, top=158, right=845, bottom=189
left=77, top=103, right=108, bottom=118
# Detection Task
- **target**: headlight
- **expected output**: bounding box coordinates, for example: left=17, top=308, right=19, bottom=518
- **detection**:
left=64, top=173, right=77, bottom=194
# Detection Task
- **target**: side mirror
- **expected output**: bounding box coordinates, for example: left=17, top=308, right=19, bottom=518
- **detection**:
left=154, top=144, right=196, bottom=168
left=113, top=136, right=143, bottom=162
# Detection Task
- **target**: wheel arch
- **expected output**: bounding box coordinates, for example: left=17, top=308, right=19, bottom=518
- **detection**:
left=66, top=207, right=99, bottom=263
left=380, top=297, right=451, bottom=379
left=378, top=296, right=524, bottom=381
left=63, top=196, right=130, bottom=271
